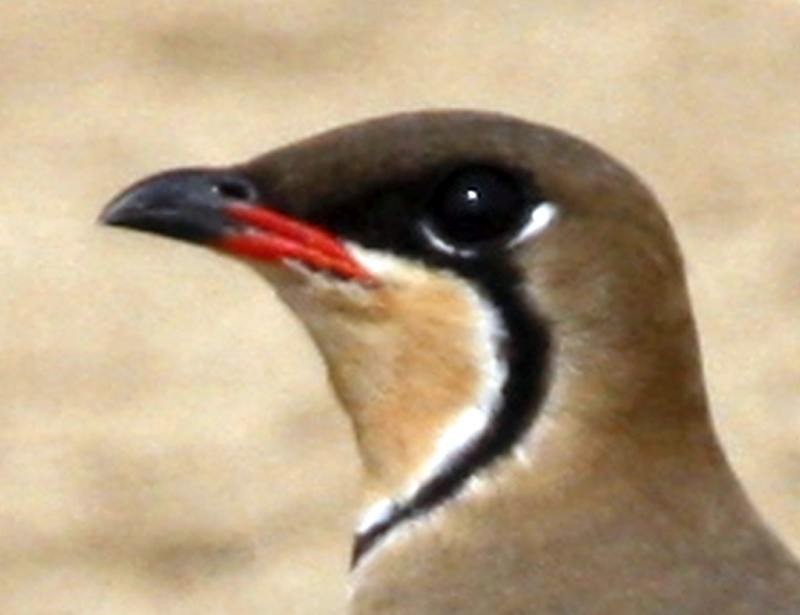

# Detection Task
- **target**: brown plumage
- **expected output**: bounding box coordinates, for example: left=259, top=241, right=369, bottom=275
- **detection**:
left=101, top=110, right=800, bottom=613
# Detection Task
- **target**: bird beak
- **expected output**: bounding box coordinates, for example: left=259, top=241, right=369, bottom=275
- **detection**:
left=99, top=169, right=374, bottom=283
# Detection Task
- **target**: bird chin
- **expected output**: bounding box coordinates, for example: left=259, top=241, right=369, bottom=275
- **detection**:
left=251, top=259, right=383, bottom=317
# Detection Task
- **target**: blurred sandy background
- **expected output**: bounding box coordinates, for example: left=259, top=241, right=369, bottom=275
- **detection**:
left=1, top=1, right=798, bottom=613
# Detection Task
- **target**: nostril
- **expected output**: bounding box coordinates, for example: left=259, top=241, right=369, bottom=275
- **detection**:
left=211, top=177, right=257, bottom=201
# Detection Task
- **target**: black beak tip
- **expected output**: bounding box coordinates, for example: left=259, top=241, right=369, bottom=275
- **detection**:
left=98, top=193, right=136, bottom=226
left=97, top=169, right=238, bottom=244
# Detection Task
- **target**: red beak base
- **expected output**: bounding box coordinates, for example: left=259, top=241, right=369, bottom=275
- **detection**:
left=219, top=203, right=376, bottom=284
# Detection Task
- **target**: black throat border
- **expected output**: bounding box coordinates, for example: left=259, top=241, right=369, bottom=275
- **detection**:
left=352, top=259, right=552, bottom=566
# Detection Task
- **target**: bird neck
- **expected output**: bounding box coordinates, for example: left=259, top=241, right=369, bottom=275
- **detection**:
left=348, top=387, right=797, bottom=614
left=344, top=285, right=792, bottom=603
left=262, top=259, right=550, bottom=564
left=262, top=262, right=798, bottom=608
left=271, top=265, right=516, bottom=501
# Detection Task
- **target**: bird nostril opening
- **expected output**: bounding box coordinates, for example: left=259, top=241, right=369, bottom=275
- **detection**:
left=212, top=178, right=256, bottom=201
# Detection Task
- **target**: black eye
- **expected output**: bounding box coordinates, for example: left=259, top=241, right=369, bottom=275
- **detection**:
left=424, top=167, right=530, bottom=247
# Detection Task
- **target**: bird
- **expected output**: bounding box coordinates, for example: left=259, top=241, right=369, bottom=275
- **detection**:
left=100, top=110, right=800, bottom=614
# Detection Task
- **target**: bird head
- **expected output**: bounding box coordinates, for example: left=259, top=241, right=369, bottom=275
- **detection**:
left=100, top=111, right=707, bottom=565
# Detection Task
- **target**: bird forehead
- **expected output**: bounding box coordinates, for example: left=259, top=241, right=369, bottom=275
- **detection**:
left=241, top=112, right=545, bottom=204
left=242, top=112, right=657, bottom=232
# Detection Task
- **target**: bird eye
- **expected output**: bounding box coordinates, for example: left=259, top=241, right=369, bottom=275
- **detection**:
left=423, top=167, right=531, bottom=250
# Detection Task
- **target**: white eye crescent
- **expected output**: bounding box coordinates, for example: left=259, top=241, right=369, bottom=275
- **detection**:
left=420, top=223, right=480, bottom=258
left=508, top=201, right=559, bottom=248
